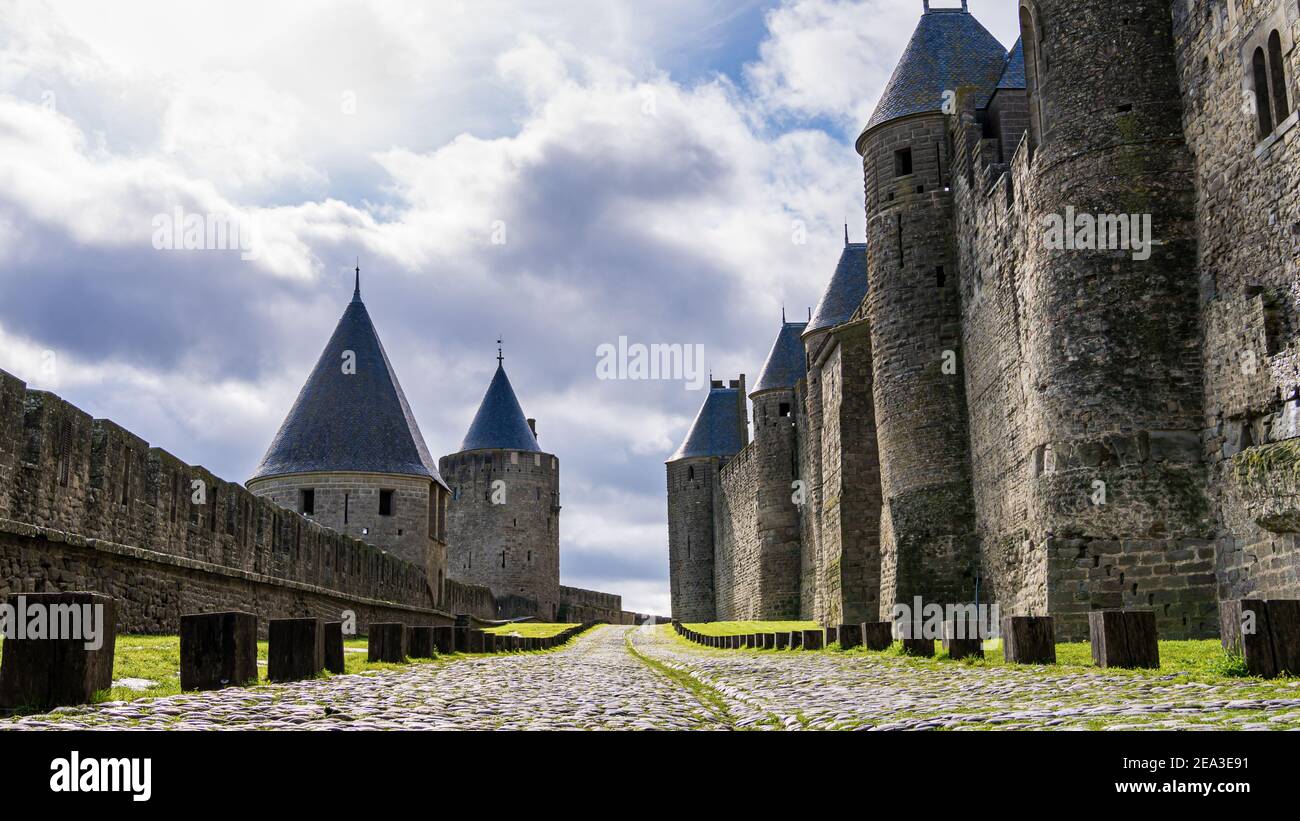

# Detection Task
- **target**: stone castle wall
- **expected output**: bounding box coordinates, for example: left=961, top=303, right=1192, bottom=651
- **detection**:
left=439, top=448, right=561, bottom=619
left=713, top=442, right=760, bottom=618
left=666, top=457, right=718, bottom=621
left=1170, top=0, right=1300, bottom=604
left=0, top=368, right=450, bottom=634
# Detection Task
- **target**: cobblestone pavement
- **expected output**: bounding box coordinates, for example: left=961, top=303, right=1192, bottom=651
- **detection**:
left=628, top=626, right=1300, bottom=730
left=0, top=626, right=723, bottom=731
left=6, top=624, right=1300, bottom=730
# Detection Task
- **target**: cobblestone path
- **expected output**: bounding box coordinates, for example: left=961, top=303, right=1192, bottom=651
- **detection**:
left=628, top=626, right=1300, bottom=730
left=6, top=625, right=1300, bottom=730
left=0, top=626, right=723, bottom=731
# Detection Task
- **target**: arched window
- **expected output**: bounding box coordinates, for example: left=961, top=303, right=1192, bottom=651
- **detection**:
left=1020, top=4, right=1047, bottom=147
left=1268, top=31, right=1290, bottom=125
left=1253, top=47, right=1274, bottom=137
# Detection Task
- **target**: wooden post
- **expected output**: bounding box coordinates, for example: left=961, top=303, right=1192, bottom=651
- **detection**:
left=432, top=625, right=455, bottom=654
left=942, top=618, right=983, bottom=660
left=268, top=618, right=325, bottom=682
left=367, top=622, right=407, bottom=664
left=825, top=626, right=839, bottom=645
left=1089, top=610, right=1159, bottom=669
left=1001, top=616, right=1056, bottom=665
left=323, top=621, right=345, bottom=673
left=1220, top=599, right=1300, bottom=678
left=838, top=623, right=863, bottom=650
left=407, top=625, right=435, bottom=658
left=861, top=622, right=893, bottom=651
left=802, top=629, right=824, bottom=650
left=180, top=611, right=258, bottom=691
left=901, top=638, right=934, bottom=657
left=0, top=592, right=117, bottom=710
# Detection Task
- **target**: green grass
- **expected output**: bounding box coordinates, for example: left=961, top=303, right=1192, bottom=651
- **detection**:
left=682, top=620, right=821, bottom=637
left=481, top=622, right=579, bottom=638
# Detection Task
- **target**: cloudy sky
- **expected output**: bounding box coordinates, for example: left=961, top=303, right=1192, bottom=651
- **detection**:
left=0, top=0, right=1018, bottom=615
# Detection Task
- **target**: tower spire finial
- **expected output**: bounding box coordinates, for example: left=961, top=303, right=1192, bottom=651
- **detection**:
left=497, top=337, right=503, bottom=366
left=844, top=221, right=849, bottom=246
left=782, top=304, right=786, bottom=323
left=353, top=259, right=361, bottom=300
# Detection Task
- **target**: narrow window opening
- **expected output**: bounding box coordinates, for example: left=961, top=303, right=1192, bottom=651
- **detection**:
left=501, top=551, right=506, bottom=568
left=936, top=266, right=946, bottom=288
left=379, top=489, right=395, bottom=516
left=893, top=147, right=913, bottom=177
left=778, top=402, right=791, bottom=417
left=344, top=493, right=350, bottom=524
left=120, top=446, right=131, bottom=506
left=1254, top=47, right=1275, bottom=136
left=1268, top=31, right=1290, bottom=125
left=300, top=488, right=315, bottom=516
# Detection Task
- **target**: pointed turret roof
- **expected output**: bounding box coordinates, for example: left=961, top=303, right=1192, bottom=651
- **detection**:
left=860, top=6, right=1008, bottom=137
left=806, top=241, right=868, bottom=336
left=752, top=320, right=809, bottom=395
left=669, top=384, right=744, bottom=462
left=457, top=363, right=541, bottom=453
left=249, top=283, right=446, bottom=488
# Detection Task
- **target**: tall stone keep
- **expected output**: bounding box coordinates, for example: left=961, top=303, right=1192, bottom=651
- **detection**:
left=247, top=269, right=451, bottom=605
left=438, top=355, right=561, bottom=619
left=855, top=4, right=994, bottom=617
left=666, top=377, right=747, bottom=621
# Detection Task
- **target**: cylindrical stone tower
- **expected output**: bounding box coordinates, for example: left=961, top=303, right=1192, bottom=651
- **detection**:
left=665, top=377, right=748, bottom=622
left=439, top=356, right=560, bottom=619
left=749, top=320, right=808, bottom=619
left=1016, top=0, right=1212, bottom=639
left=247, top=270, right=451, bottom=606
left=855, top=3, right=1004, bottom=616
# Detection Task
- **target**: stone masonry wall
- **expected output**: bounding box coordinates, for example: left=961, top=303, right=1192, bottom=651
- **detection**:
left=713, top=441, right=761, bottom=618
left=1171, top=0, right=1300, bottom=603
left=0, top=368, right=451, bottom=634
left=666, top=457, right=719, bottom=621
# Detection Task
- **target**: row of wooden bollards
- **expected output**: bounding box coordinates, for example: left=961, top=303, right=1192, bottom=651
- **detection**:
left=0, top=591, right=601, bottom=712
left=674, top=602, right=1300, bottom=676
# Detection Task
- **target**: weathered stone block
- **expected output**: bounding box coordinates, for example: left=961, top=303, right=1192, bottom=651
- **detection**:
left=862, top=622, right=893, bottom=651
left=324, top=621, right=345, bottom=673
left=269, top=618, right=325, bottom=682
left=179, top=611, right=258, bottom=691
left=0, top=592, right=116, bottom=710
left=1088, top=610, right=1159, bottom=669
left=1001, top=616, right=1055, bottom=665
left=407, top=625, right=435, bottom=658
left=367, top=622, right=407, bottom=664
left=838, top=623, right=862, bottom=649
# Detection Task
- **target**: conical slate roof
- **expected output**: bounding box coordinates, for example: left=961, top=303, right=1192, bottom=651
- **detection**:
left=861, top=7, right=1009, bottom=135
left=806, top=242, right=868, bottom=335
left=457, top=363, right=541, bottom=453
left=669, top=385, right=744, bottom=462
left=249, top=285, right=446, bottom=488
left=997, top=37, right=1025, bottom=90
left=752, top=321, right=809, bottom=395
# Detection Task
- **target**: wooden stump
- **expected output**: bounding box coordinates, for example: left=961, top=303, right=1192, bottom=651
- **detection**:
left=453, top=627, right=469, bottom=653
left=482, top=632, right=498, bottom=653
left=862, top=622, right=893, bottom=651
left=1001, top=616, right=1056, bottom=665
left=838, top=623, right=862, bottom=650
left=0, top=592, right=117, bottom=710
left=762, top=633, right=777, bottom=649
left=802, top=629, right=824, bottom=650
left=942, top=618, right=984, bottom=660
left=407, top=625, right=435, bottom=658
left=901, top=638, right=934, bottom=657
left=1089, top=610, right=1159, bottom=669
left=825, top=626, right=839, bottom=645
left=1220, top=599, right=1300, bottom=678
left=323, top=621, right=345, bottom=674
left=432, top=625, right=455, bottom=654
left=789, top=631, right=804, bottom=650
left=268, top=618, right=325, bottom=682
left=180, top=611, right=258, bottom=691
left=367, top=622, right=407, bottom=664
left=468, top=630, right=487, bottom=653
